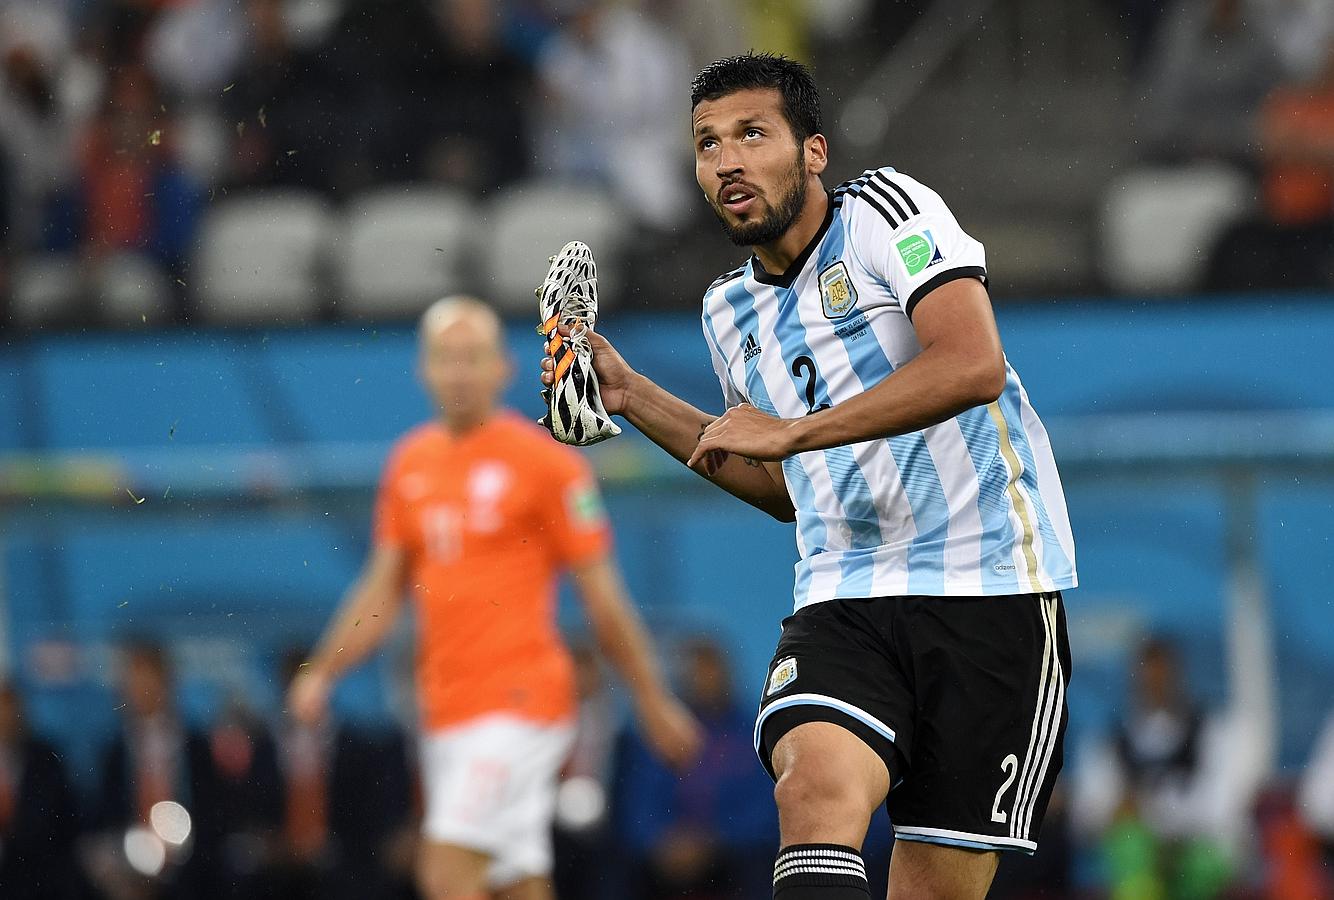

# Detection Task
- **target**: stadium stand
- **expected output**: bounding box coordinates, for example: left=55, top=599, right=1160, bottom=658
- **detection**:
left=192, top=190, right=335, bottom=324
left=334, top=185, right=475, bottom=319
left=483, top=180, right=624, bottom=314
left=1099, top=163, right=1255, bottom=294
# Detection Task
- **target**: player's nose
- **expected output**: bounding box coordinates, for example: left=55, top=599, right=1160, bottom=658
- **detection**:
left=715, top=145, right=743, bottom=179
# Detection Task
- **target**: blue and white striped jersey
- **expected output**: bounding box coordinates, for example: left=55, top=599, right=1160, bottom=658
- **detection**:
left=701, top=167, right=1077, bottom=610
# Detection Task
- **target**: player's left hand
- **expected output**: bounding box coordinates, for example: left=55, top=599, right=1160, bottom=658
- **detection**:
left=687, top=403, right=797, bottom=470
left=638, top=691, right=705, bottom=772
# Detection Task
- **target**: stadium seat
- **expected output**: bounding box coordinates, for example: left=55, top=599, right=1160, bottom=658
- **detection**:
left=482, top=180, right=624, bottom=316
left=9, top=254, right=83, bottom=328
left=192, top=190, right=334, bottom=323
left=1099, top=163, right=1255, bottom=294
left=92, top=252, right=173, bottom=327
left=335, top=186, right=475, bottom=319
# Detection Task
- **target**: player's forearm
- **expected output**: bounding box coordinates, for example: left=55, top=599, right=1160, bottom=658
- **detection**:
left=307, top=581, right=402, bottom=681
left=582, top=577, right=671, bottom=708
left=622, top=372, right=794, bottom=520
left=786, top=343, right=1003, bottom=454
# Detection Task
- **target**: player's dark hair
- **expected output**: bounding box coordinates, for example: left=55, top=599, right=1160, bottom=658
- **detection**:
left=690, top=52, right=823, bottom=142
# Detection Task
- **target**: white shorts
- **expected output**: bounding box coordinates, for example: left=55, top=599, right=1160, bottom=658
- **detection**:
left=419, top=713, right=575, bottom=888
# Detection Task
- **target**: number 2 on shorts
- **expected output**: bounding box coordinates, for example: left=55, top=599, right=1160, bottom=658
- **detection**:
left=990, top=753, right=1020, bottom=823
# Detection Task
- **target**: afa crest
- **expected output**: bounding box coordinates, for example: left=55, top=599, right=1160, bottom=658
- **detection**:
left=818, top=262, right=857, bottom=319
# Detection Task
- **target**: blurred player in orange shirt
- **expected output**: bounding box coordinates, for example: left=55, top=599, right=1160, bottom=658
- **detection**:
left=288, top=296, right=701, bottom=900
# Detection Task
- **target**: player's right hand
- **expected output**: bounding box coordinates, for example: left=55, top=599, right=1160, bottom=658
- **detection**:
left=540, top=324, right=635, bottom=416
left=637, top=691, right=705, bottom=772
left=286, top=667, right=331, bottom=726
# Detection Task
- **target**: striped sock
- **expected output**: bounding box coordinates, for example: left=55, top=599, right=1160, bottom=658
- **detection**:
left=772, top=843, right=871, bottom=898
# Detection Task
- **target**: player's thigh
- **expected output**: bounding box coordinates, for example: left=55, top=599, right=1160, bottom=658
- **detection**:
left=886, top=840, right=999, bottom=900
left=416, top=840, right=490, bottom=899
left=888, top=592, right=1070, bottom=855
left=771, top=720, right=892, bottom=845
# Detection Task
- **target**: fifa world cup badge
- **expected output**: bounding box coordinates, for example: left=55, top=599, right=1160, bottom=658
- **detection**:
left=819, top=262, right=857, bottom=319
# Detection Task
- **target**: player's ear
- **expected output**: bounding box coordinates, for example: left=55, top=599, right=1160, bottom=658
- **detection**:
left=805, top=133, right=828, bottom=176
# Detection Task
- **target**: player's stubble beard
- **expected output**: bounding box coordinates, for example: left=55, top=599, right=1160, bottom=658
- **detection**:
left=710, top=145, right=808, bottom=248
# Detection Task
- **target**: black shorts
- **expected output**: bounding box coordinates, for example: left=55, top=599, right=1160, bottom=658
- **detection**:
left=754, top=592, right=1069, bottom=855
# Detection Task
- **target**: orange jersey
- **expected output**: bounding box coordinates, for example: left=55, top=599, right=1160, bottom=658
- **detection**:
left=374, top=412, right=610, bottom=731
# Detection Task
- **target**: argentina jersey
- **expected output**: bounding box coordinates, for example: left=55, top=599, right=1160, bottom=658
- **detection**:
left=701, top=167, right=1078, bottom=610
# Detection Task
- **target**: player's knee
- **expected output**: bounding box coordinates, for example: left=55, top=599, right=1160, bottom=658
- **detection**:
left=774, top=761, right=879, bottom=825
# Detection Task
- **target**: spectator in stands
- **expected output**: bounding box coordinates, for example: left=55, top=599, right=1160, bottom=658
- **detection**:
left=273, top=648, right=417, bottom=900
left=45, top=64, right=201, bottom=298
left=533, top=0, right=693, bottom=232
left=402, top=0, right=534, bottom=195
left=1300, top=707, right=1334, bottom=872
left=553, top=644, right=619, bottom=900
left=1070, top=636, right=1241, bottom=900
left=206, top=694, right=285, bottom=900
left=1139, top=0, right=1282, bottom=167
left=0, top=2, right=86, bottom=255
left=612, top=636, right=778, bottom=899
left=83, top=639, right=219, bottom=900
left=222, top=0, right=334, bottom=192
left=0, top=680, right=82, bottom=899
left=1207, top=37, right=1334, bottom=291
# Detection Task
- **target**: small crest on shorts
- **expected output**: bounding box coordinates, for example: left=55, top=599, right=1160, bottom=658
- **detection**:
left=819, top=262, right=857, bottom=319
left=767, top=657, right=798, bottom=696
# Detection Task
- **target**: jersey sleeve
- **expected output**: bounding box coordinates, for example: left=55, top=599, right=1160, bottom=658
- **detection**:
left=372, top=444, right=410, bottom=549
left=853, top=169, right=988, bottom=320
left=703, top=317, right=745, bottom=409
left=542, top=446, right=612, bottom=567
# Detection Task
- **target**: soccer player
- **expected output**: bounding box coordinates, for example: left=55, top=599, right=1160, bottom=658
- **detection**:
left=289, top=296, right=701, bottom=900
left=541, top=53, right=1077, bottom=899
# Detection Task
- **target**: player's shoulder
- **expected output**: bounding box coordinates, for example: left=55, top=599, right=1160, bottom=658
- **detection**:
left=702, top=260, right=750, bottom=300
left=495, top=413, right=592, bottom=472
left=833, top=166, right=940, bottom=233
left=389, top=422, right=444, bottom=459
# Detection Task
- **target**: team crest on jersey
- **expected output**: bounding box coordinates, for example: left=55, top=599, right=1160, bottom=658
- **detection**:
left=818, top=262, right=858, bottom=319
left=767, top=657, right=798, bottom=695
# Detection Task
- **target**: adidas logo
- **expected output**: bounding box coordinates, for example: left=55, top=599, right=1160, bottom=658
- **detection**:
left=743, top=333, right=762, bottom=362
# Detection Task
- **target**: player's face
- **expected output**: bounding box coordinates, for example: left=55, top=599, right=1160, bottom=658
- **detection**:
left=419, top=315, right=511, bottom=428
left=693, top=87, right=810, bottom=247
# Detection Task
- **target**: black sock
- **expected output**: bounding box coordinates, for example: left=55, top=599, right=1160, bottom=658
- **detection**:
left=772, top=843, right=871, bottom=898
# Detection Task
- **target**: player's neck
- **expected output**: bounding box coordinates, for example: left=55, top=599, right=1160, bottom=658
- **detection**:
left=439, top=408, right=497, bottom=437
left=751, top=182, right=829, bottom=276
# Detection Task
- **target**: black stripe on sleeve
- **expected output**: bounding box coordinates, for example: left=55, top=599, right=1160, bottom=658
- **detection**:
left=864, top=178, right=909, bottom=221
left=881, top=176, right=921, bottom=215
left=854, top=190, right=903, bottom=229
left=707, top=266, right=747, bottom=291
left=904, top=266, right=988, bottom=320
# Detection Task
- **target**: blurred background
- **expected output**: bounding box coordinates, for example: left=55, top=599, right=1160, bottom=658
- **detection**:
left=1, top=0, right=1333, bottom=897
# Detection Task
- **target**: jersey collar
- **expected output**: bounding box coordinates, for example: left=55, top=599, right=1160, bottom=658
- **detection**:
left=748, top=191, right=835, bottom=289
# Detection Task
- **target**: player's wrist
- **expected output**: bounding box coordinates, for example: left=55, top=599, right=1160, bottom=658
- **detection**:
left=783, top=413, right=816, bottom=456
left=617, top=371, right=650, bottom=421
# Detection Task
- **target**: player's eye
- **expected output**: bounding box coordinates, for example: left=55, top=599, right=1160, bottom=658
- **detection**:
left=698, top=138, right=717, bottom=151
left=743, top=128, right=763, bottom=139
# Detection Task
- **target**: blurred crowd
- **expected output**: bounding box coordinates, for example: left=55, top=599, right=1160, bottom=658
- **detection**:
left=4, top=631, right=1334, bottom=898
left=0, top=0, right=889, bottom=326
left=8, top=0, right=1334, bottom=329
left=0, top=634, right=783, bottom=900
left=1127, top=0, right=1334, bottom=293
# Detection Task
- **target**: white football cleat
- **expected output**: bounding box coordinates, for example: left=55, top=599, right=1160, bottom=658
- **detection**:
left=536, top=241, right=621, bottom=446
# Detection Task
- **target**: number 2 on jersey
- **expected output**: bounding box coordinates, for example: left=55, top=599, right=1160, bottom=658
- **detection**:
left=990, top=753, right=1020, bottom=823
left=791, top=355, right=831, bottom=414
